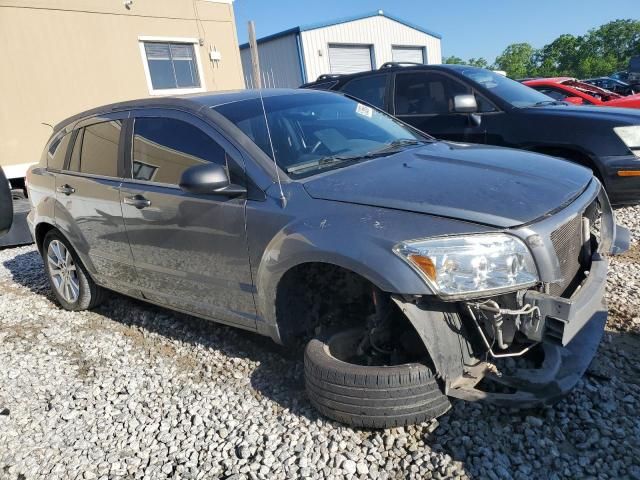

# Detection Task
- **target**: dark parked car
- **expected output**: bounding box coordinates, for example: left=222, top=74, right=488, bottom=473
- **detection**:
left=27, top=89, right=628, bottom=428
left=628, top=55, right=640, bottom=86
left=303, top=64, right=640, bottom=205
left=582, top=77, right=637, bottom=96
left=0, top=168, right=13, bottom=237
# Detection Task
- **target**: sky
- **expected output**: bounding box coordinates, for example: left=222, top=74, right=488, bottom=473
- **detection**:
left=233, top=0, right=640, bottom=62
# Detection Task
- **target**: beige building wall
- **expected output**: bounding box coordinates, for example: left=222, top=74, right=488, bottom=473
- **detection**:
left=0, top=0, right=244, bottom=181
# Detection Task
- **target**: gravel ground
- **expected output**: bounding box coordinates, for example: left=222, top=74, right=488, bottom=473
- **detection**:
left=1, top=208, right=639, bottom=480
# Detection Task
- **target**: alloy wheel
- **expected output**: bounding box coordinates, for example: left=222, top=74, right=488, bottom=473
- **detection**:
left=47, top=240, right=80, bottom=303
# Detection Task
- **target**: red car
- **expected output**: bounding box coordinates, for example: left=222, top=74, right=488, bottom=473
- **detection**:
left=523, top=77, right=640, bottom=109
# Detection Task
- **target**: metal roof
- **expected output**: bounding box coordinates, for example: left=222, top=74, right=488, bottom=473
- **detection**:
left=238, top=10, right=442, bottom=50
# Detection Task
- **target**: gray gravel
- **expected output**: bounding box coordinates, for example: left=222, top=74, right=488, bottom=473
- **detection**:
left=1, top=208, right=640, bottom=480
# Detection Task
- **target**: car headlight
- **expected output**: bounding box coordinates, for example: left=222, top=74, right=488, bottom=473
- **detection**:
left=614, top=126, right=640, bottom=158
left=393, top=233, right=539, bottom=298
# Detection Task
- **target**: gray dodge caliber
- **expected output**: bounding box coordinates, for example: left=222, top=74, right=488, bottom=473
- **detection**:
left=27, top=89, right=629, bottom=428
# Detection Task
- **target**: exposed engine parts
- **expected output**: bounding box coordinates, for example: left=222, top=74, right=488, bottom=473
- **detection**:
left=465, top=296, right=541, bottom=358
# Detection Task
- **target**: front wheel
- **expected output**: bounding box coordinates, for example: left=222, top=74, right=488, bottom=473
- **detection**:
left=43, top=230, right=105, bottom=310
left=304, top=328, right=451, bottom=428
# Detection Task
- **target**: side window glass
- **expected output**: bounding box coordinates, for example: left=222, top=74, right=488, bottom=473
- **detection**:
left=68, top=128, right=84, bottom=172
left=341, top=75, right=387, bottom=109
left=47, top=133, right=71, bottom=170
left=394, top=72, right=470, bottom=115
left=475, top=94, right=498, bottom=113
left=536, top=87, right=568, bottom=101
left=80, top=121, right=121, bottom=177
left=132, top=117, right=227, bottom=184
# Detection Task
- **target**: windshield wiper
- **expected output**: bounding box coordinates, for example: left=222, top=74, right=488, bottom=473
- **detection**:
left=368, top=138, right=430, bottom=155
left=286, top=155, right=358, bottom=174
left=286, top=139, right=430, bottom=175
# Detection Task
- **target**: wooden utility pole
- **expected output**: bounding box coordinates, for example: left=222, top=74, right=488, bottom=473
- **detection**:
left=248, top=21, right=262, bottom=89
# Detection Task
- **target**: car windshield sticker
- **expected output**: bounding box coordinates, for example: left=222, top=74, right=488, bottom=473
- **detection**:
left=356, top=103, right=373, bottom=118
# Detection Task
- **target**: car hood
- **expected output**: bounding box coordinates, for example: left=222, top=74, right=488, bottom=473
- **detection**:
left=302, top=142, right=593, bottom=228
left=525, top=103, right=640, bottom=123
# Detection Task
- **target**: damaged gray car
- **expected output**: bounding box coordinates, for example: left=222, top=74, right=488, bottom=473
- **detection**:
left=27, top=89, right=629, bottom=428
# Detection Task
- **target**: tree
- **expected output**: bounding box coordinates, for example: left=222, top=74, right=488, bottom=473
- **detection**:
left=443, top=55, right=465, bottom=65
left=468, top=57, right=490, bottom=68
left=534, top=34, right=581, bottom=77
left=495, top=43, right=536, bottom=78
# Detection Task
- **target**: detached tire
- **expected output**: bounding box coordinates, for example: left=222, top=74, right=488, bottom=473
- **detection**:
left=304, top=328, right=451, bottom=428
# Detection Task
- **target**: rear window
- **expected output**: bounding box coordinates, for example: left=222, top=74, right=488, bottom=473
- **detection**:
left=79, top=121, right=121, bottom=177
left=46, top=133, right=71, bottom=170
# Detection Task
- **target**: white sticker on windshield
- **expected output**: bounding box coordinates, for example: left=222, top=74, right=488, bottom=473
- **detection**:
left=355, top=103, right=373, bottom=118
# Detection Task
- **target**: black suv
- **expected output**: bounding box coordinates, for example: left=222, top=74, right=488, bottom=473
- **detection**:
left=303, top=64, right=640, bottom=205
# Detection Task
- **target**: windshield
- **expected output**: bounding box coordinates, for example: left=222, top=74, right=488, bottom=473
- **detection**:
left=212, top=91, right=428, bottom=177
left=458, top=68, right=554, bottom=108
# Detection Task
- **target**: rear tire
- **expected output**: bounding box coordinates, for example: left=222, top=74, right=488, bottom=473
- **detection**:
left=304, top=328, right=451, bottom=428
left=42, top=230, right=105, bottom=311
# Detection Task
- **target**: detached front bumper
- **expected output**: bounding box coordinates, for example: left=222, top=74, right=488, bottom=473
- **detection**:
left=447, top=255, right=609, bottom=407
left=396, top=226, right=629, bottom=407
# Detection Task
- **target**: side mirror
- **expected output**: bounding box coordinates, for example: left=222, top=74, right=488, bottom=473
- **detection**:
left=453, top=94, right=478, bottom=113
left=564, top=96, right=584, bottom=105
left=179, top=163, right=246, bottom=196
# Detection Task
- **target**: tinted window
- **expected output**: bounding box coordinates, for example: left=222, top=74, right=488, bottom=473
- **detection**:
left=68, top=129, right=83, bottom=172
left=341, top=75, right=387, bottom=109
left=80, top=122, right=121, bottom=177
left=47, top=133, right=71, bottom=170
left=132, top=118, right=226, bottom=184
left=395, top=72, right=471, bottom=115
left=459, top=68, right=551, bottom=108
left=535, top=87, right=569, bottom=101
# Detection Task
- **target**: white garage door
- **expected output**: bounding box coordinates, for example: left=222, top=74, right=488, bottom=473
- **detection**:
left=328, top=45, right=373, bottom=74
left=392, top=46, right=425, bottom=64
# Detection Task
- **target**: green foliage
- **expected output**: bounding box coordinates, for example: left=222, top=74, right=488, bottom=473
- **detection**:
left=443, top=55, right=465, bottom=65
left=495, top=43, right=536, bottom=79
left=448, top=19, right=640, bottom=79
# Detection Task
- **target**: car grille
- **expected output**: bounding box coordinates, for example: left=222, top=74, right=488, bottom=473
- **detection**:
left=549, top=214, right=583, bottom=297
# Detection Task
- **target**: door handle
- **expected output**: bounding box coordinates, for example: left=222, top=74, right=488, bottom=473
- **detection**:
left=56, top=184, right=75, bottom=195
left=124, top=195, right=152, bottom=209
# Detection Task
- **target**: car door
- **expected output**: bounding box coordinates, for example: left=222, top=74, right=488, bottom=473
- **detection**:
left=53, top=113, right=138, bottom=293
left=119, top=110, right=256, bottom=329
left=391, top=70, right=494, bottom=144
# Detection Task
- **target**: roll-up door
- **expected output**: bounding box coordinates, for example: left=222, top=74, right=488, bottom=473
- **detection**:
left=329, top=45, right=373, bottom=74
left=392, top=46, right=425, bottom=64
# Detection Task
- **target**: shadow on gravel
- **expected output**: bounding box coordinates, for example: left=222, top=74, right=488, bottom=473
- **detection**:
left=2, top=250, right=52, bottom=297
left=3, top=250, right=321, bottom=424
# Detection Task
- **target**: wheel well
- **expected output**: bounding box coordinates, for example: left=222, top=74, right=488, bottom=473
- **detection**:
left=529, top=146, right=603, bottom=181
left=275, top=263, right=376, bottom=345
left=34, top=223, right=56, bottom=254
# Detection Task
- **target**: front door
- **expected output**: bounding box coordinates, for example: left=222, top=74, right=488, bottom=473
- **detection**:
left=119, top=111, right=256, bottom=328
left=392, top=70, right=493, bottom=144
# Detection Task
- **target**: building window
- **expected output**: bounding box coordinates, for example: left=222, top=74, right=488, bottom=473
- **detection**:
left=138, top=37, right=206, bottom=95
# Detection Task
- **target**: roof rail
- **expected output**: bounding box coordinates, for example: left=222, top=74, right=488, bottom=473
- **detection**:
left=379, top=62, right=424, bottom=69
left=316, top=73, right=345, bottom=81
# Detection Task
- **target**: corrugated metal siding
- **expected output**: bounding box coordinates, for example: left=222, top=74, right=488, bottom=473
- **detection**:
left=300, top=15, right=441, bottom=81
left=240, top=33, right=302, bottom=88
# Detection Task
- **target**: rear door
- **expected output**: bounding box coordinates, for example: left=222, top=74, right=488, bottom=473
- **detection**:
left=119, top=110, right=256, bottom=328
left=53, top=113, right=137, bottom=293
